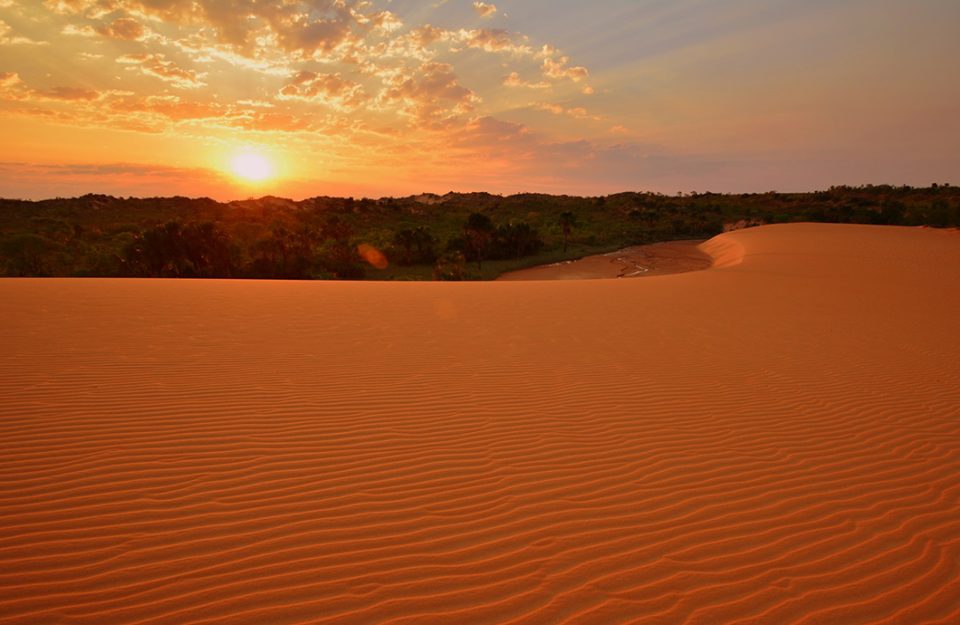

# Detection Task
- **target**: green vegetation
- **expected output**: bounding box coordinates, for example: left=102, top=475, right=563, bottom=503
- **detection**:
left=1, top=185, right=958, bottom=279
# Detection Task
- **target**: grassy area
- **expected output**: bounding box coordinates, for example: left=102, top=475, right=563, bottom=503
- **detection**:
left=367, top=243, right=623, bottom=281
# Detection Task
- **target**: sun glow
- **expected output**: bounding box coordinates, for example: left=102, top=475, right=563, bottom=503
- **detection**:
left=230, top=151, right=274, bottom=183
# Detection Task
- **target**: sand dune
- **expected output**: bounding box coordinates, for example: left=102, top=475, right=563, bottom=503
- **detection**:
left=1, top=223, right=959, bottom=624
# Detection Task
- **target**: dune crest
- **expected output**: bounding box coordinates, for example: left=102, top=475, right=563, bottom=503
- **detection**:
left=699, top=233, right=746, bottom=269
left=1, top=223, right=959, bottom=625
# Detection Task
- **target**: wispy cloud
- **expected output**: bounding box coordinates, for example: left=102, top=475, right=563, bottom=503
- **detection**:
left=116, top=53, right=206, bottom=89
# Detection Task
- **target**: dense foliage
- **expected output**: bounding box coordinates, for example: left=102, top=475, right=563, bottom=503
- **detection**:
left=1, top=184, right=957, bottom=280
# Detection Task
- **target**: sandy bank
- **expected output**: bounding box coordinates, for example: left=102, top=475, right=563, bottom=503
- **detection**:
left=497, top=239, right=712, bottom=280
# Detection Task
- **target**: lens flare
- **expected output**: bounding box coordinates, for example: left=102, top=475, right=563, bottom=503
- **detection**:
left=358, top=244, right=389, bottom=270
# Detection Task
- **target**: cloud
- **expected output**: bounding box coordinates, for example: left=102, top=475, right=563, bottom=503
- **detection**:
left=408, top=24, right=446, bottom=49
left=128, top=1, right=361, bottom=60
left=356, top=9, right=403, bottom=33
left=457, top=28, right=530, bottom=54
left=472, top=2, right=497, bottom=18
left=0, top=19, right=48, bottom=45
left=378, top=62, right=479, bottom=128
left=276, top=15, right=354, bottom=57
left=0, top=71, right=22, bottom=89
left=61, top=23, right=96, bottom=37
left=39, top=1, right=589, bottom=79
left=278, top=70, right=368, bottom=110
left=95, top=16, right=145, bottom=40
left=108, top=94, right=221, bottom=122
left=503, top=72, right=548, bottom=89
left=117, top=53, right=206, bottom=89
left=534, top=102, right=591, bottom=119
left=0, top=70, right=340, bottom=135
left=36, top=86, right=101, bottom=101
left=42, top=1, right=101, bottom=16
left=222, top=110, right=318, bottom=133
left=448, top=116, right=718, bottom=193
left=542, top=55, right=589, bottom=82
left=0, top=72, right=101, bottom=102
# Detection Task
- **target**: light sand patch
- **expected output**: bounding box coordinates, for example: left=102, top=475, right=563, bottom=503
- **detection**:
left=497, top=240, right=712, bottom=280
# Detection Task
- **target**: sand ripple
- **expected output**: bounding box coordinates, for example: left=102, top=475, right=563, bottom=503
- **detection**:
left=1, top=223, right=958, bottom=624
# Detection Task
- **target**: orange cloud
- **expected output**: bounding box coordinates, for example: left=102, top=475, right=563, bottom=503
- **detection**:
left=542, top=55, right=589, bottom=82
left=378, top=62, right=478, bottom=128
left=37, top=86, right=101, bottom=101
left=0, top=72, right=101, bottom=103
left=409, top=24, right=446, bottom=48
left=503, top=72, right=548, bottom=89
left=472, top=2, right=497, bottom=18
left=0, top=19, right=48, bottom=45
left=60, top=23, right=96, bottom=37
left=458, top=28, right=530, bottom=54
left=109, top=94, right=221, bottom=122
left=95, top=16, right=145, bottom=40
left=534, top=102, right=591, bottom=119
left=223, top=110, right=317, bottom=133
left=278, top=71, right=368, bottom=109
left=0, top=71, right=23, bottom=90
left=357, top=9, right=403, bottom=33
left=116, top=53, right=206, bottom=89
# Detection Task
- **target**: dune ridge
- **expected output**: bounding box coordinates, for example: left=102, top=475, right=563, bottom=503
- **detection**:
left=1, top=223, right=959, bottom=624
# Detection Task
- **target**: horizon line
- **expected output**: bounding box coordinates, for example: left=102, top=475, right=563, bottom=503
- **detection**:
left=2, top=182, right=956, bottom=204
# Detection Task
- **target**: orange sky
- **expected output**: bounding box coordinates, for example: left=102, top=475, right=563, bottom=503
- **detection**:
left=0, top=0, right=958, bottom=200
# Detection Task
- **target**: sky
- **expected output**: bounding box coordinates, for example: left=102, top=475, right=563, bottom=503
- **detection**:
left=0, top=0, right=958, bottom=200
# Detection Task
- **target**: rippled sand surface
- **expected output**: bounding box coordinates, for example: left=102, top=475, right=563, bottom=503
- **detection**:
left=2, top=223, right=959, bottom=625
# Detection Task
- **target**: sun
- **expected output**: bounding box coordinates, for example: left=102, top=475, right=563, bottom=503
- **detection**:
left=230, top=151, right=273, bottom=183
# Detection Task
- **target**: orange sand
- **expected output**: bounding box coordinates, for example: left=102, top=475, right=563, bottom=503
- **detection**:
left=497, top=240, right=712, bottom=280
left=1, top=223, right=959, bottom=625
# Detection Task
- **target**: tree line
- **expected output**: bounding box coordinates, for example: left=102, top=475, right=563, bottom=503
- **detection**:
left=113, top=212, right=553, bottom=280
left=2, top=185, right=958, bottom=278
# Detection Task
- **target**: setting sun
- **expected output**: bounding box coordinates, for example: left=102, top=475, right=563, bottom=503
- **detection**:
left=230, top=152, right=273, bottom=183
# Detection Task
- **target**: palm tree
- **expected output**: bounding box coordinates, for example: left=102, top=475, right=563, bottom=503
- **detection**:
left=412, top=226, right=437, bottom=264
left=559, top=211, right=577, bottom=253
left=498, top=222, right=541, bottom=259
left=464, top=212, right=494, bottom=270
left=393, top=228, right=417, bottom=265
